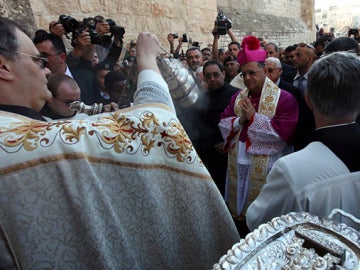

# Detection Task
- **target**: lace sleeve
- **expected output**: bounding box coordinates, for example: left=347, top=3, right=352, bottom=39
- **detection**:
left=133, top=70, right=175, bottom=113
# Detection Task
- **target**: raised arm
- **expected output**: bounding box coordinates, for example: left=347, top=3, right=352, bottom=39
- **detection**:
left=133, top=32, right=175, bottom=112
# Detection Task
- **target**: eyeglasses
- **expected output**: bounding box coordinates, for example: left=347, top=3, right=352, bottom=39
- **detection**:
left=265, top=67, right=281, bottom=73
left=1, top=50, right=48, bottom=69
left=239, top=70, right=259, bottom=78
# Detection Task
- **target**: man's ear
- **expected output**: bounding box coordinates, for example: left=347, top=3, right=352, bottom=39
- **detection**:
left=0, top=55, right=15, bottom=81
left=304, top=91, right=313, bottom=110
left=59, top=52, right=67, bottom=63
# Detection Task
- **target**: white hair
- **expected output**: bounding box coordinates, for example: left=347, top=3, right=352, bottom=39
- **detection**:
left=265, top=57, right=282, bottom=68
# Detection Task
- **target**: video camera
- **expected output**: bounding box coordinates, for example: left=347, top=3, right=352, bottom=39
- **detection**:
left=214, top=11, right=232, bottom=36
left=58, top=15, right=125, bottom=48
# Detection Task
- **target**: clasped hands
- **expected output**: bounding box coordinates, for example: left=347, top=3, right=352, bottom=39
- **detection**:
left=239, top=97, right=256, bottom=124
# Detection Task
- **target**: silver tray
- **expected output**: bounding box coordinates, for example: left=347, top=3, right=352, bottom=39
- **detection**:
left=214, top=212, right=360, bottom=269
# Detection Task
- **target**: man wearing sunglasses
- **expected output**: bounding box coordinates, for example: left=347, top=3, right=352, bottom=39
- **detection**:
left=264, top=42, right=297, bottom=84
left=0, top=17, right=239, bottom=269
left=33, top=30, right=96, bottom=105
left=264, top=57, right=302, bottom=114
left=34, top=22, right=123, bottom=106
left=40, top=74, right=81, bottom=120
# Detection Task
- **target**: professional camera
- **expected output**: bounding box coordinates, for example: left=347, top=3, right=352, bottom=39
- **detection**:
left=106, top=19, right=125, bottom=41
left=83, top=17, right=112, bottom=48
left=59, top=15, right=80, bottom=34
left=192, top=41, right=200, bottom=48
left=214, top=11, right=232, bottom=35
left=182, top=33, right=188, bottom=43
left=58, top=15, right=112, bottom=48
left=172, top=33, right=179, bottom=39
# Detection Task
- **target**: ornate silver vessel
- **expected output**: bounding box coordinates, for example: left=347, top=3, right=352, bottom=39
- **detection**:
left=214, top=212, right=360, bottom=270
left=157, top=57, right=201, bottom=107
left=69, top=101, right=103, bottom=116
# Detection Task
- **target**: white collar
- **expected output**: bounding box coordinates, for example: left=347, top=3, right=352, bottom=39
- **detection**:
left=316, top=121, right=356, bottom=130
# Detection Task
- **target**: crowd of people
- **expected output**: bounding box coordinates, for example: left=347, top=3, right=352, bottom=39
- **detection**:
left=0, top=14, right=359, bottom=268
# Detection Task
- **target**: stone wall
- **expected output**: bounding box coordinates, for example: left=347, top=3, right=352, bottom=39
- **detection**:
left=27, top=0, right=218, bottom=50
left=0, top=0, right=37, bottom=34
left=217, top=0, right=316, bottom=48
left=1, top=0, right=314, bottom=51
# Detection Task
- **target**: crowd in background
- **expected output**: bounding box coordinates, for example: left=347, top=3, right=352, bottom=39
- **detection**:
left=16, top=13, right=360, bottom=234
left=0, top=13, right=359, bottom=268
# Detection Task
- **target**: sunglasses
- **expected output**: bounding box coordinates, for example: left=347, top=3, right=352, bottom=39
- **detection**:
left=265, top=67, right=281, bottom=73
left=54, top=97, right=79, bottom=105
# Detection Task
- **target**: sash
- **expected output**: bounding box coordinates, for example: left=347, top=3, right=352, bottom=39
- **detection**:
left=227, top=77, right=281, bottom=219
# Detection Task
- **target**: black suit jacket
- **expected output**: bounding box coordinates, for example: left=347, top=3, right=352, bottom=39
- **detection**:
left=281, top=62, right=297, bottom=84
left=278, top=79, right=301, bottom=102
left=279, top=79, right=315, bottom=151
left=70, top=67, right=95, bottom=105
left=309, top=123, right=360, bottom=172
left=69, top=42, right=123, bottom=105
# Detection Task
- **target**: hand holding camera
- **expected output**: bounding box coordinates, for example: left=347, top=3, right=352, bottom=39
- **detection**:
left=72, top=31, right=92, bottom=49
left=49, top=20, right=66, bottom=37
left=167, top=33, right=176, bottom=43
left=213, top=11, right=232, bottom=36
left=58, top=15, right=125, bottom=48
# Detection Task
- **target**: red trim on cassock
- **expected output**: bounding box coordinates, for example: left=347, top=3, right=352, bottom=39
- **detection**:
left=223, top=117, right=238, bottom=152
left=245, top=114, right=255, bottom=151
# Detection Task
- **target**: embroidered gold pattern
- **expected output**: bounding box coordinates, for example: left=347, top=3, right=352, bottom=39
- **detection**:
left=159, top=120, right=193, bottom=162
left=227, top=78, right=281, bottom=217
left=61, top=124, right=86, bottom=143
left=0, top=111, right=196, bottom=164
left=0, top=121, right=56, bottom=150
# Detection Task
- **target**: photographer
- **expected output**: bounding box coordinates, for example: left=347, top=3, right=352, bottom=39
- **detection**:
left=35, top=15, right=124, bottom=106
left=167, top=33, right=183, bottom=58
left=0, top=17, right=240, bottom=267
left=211, top=12, right=237, bottom=63
left=93, top=15, right=112, bottom=62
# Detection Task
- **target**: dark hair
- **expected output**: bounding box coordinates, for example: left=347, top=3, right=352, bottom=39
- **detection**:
left=0, top=17, right=29, bottom=60
left=218, top=48, right=225, bottom=56
left=203, top=60, right=224, bottom=73
left=104, top=70, right=127, bottom=90
left=201, top=47, right=211, bottom=53
left=93, top=62, right=112, bottom=73
left=284, top=45, right=297, bottom=53
left=47, top=74, right=79, bottom=97
left=348, top=28, right=359, bottom=38
left=308, top=52, right=360, bottom=120
left=265, top=42, right=279, bottom=52
left=324, top=37, right=359, bottom=55
left=186, top=46, right=201, bottom=57
left=228, top=41, right=240, bottom=49
left=33, top=30, right=66, bottom=54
